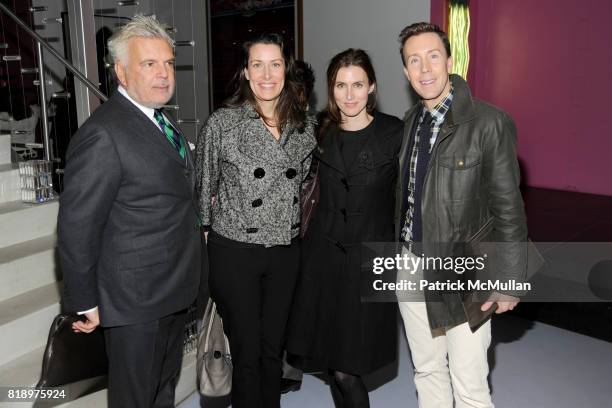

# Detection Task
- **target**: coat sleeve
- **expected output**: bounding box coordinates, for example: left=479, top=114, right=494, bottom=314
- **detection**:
left=195, top=113, right=221, bottom=227
left=58, top=123, right=121, bottom=313
left=482, top=111, right=528, bottom=295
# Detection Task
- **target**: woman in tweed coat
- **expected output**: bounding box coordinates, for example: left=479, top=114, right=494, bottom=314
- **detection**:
left=195, top=33, right=315, bottom=408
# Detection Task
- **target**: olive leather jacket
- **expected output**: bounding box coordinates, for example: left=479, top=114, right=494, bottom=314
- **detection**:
left=395, top=74, right=528, bottom=331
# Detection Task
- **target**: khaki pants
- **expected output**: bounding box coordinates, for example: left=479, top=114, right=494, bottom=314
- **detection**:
left=397, top=249, right=494, bottom=408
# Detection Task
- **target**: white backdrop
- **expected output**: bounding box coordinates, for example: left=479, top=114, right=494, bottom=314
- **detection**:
left=302, top=0, right=429, bottom=118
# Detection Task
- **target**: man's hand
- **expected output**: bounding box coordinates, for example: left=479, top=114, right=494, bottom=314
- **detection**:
left=481, top=292, right=519, bottom=314
left=72, top=309, right=100, bottom=333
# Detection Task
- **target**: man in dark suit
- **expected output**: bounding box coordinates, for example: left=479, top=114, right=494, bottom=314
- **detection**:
left=58, top=15, right=202, bottom=408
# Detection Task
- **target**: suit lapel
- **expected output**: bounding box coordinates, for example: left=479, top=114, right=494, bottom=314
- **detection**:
left=115, top=93, right=187, bottom=167
left=154, top=110, right=188, bottom=167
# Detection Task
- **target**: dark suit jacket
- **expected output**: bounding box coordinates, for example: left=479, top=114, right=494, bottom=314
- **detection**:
left=58, top=91, right=203, bottom=327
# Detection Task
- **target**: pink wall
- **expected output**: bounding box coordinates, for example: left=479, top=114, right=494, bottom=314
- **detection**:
left=431, top=0, right=612, bottom=196
left=467, top=0, right=612, bottom=195
left=430, top=0, right=446, bottom=29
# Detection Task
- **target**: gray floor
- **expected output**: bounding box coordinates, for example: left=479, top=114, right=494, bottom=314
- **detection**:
left=180, top=314, right=612, bottom=408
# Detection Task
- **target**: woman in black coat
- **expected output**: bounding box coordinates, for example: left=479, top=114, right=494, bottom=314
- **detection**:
left=287, top=49, right=403, bottom=407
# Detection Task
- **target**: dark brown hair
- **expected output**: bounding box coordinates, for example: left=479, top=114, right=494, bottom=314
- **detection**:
left=224, top=33, right=306, bottom=132
left=398, top=22, right=451, bottom=66
left=294, top=60, right=315, bottom=108
left=320, top=48, right=377, bottom=133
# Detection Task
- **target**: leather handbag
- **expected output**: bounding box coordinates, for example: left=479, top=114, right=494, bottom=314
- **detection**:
left=300, top=157, right=320, bottom=238
left=197, top=299, right=232, bottom=397
left=36, top=314, right=108, bottom=387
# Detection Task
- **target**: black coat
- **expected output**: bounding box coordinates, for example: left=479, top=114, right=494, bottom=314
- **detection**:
left=287, top=111, right=403, bottom=374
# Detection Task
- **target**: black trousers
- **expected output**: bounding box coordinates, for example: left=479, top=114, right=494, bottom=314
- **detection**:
left=104, top=310, right=188, bottom=408
left=208, top=233, right=300, bottom=408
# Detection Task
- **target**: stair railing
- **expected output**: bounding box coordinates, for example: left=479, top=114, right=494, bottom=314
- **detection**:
left=0, top=3, right=107, bottom=161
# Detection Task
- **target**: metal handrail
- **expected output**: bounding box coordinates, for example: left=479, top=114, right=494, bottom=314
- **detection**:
left=0, top=3, right=108, bottom=160
left=0, top=3, right=107, bottom=101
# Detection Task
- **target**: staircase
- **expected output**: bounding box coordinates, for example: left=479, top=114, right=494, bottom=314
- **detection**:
left=0, top=130, right=61, bottom=406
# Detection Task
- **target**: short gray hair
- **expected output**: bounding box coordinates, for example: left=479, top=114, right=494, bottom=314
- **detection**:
left=108, top=14, right=174, bottom=65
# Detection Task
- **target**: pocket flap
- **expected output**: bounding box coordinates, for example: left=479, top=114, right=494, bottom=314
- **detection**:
left=439, top=153, right=481, bottom=169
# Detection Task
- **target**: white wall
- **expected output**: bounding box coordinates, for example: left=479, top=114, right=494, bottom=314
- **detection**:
left=303, top=0, right=429, bottom=118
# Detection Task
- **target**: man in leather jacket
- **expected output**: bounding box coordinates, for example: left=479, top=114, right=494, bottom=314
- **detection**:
left=396, top=22, right=528, bottom=408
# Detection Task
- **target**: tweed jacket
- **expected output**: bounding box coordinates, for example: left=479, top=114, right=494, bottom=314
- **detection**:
left=196, top=102, right=316, bottom=246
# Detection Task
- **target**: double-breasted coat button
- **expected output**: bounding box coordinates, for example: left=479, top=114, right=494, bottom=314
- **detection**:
left=252, top=198, right=263, bottom=207
left=254, top=168, right=266, bottom=178
left=458, top=160, right=464, bottom=167
left=286, top=168, right=297, bottom=179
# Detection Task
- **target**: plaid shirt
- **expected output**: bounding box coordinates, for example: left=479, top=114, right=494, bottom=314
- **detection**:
left=401, top=88, right=454, bottom=245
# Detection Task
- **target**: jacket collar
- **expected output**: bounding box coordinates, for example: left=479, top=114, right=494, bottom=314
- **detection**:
left=440, top=74, right=475, bottom=128
left=235, top=102, right=314, bottom=167
left=401, top=74, right=476, bottom=157
left=237, top=101, right=296, bottom=145
left=117, top=85, right=155, bottom=121
left=403, top=74, right=476, bottom=128
left=316, top=111, right=390, bottom=176
left=238, top=101, right=262, bottom=120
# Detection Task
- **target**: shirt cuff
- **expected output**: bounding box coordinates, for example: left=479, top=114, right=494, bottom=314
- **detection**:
left=77, top=306, right=98, bottom=315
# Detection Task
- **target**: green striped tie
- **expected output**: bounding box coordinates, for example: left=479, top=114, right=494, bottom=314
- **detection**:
left=154, top=109, right=185, bottom=159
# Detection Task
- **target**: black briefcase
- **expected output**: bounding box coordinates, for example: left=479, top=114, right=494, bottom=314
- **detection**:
left=36, top=314, right=108, bottom=387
